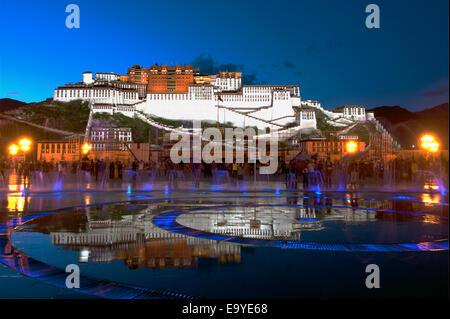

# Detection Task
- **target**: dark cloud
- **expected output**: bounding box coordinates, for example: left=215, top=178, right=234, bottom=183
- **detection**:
left=305, top=45, right=318, bottom=53
left=283, top=60, right=295, bottom=69
left=419, top=87, right=449, bottom=97
left=244, top=74, right=267, bottom=85
left=192, top=53, right=264, bottom=85
left=192, top=53, right=216, bottom=74
left=306, top=41, right=343, bottom=53
left=6, top=92, right=24, bottom=98
left=218, top=63, right=245, bottom=72
left=326, top=41, right=342, bottom=48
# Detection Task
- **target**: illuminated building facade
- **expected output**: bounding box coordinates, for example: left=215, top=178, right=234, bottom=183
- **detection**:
left=53, top=73, right=141, bottom=105
left=95, top=72, right=119, bottom=82
left=37, top=134, right=84, bottom=162
left=296, top=108, right=317, bottom=129
left=127, top=64, right=148, bottom=84
left=37, top=141, right=71, bottom=162
left=194, top=71, right=242, bottom=92
left=147, top=64, right=198, bottom=93
left=90, top=127, right=132, bottom=151
left=336, top=105, right=366, bottom=121
left=298, top=137, right=365, bottom=159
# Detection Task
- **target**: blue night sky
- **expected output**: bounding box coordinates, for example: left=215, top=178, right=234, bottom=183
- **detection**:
left=0, top=0, right=448, bottom=111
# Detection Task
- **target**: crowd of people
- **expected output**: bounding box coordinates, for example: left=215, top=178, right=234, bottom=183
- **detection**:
left=0, top=152, right=448, bottom=191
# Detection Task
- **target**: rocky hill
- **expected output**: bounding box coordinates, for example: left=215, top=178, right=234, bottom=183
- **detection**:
left=2, top=98, right=90, bottom=134
left=368, top=103, right=449, bottom=149
left=0, top=98, right=27, bottom=112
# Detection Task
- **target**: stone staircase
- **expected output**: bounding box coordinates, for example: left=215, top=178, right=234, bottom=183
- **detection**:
left=135, top=111, right=189, bottom=134
left=369, top=117, right=401, bottom=149
left=300, top=101, right=340, bottom=119
left=84, top=101, right=94, bottom=143
left=220, top=106, right=284, bottom=128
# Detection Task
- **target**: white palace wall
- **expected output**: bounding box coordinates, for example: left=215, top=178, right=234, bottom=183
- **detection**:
left=138, top=90, right=298, bottom=129
left=54, top=71, right=376, bottom=131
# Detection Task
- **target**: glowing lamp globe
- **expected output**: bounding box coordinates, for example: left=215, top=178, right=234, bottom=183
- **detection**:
left=19, top=138, right=32, bottom=152
left=82, top=143, right=92, bottom=154
left=346, top=141, right=358, bottom=153
left=420, top=134, right=439, bottom=153
left=9, top=144, right=19, bottom=155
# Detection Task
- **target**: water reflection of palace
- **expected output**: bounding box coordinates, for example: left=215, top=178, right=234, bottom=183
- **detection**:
left=178, top=206, right=314, bottom=240
left=50, top=206, right=241, bottom=268
left=51, top=232, right=241, bottom=268
left=177, top=205, right=377, bottom=240
left=49, top=202, right=378, bottom=267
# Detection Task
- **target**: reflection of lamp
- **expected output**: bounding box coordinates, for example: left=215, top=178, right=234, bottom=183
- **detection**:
left=79, top=249, right=90, bottom=263
left=346, top=140, right=358, bottom=153
left=420, top=134, right=439, bottom=153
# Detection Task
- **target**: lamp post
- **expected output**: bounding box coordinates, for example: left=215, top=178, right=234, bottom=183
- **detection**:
left=420, top=134, right=440, bottom=166
left=8, top=138, right=32, bottom=161
left=19, top=138, right=32, bottom=162
left=8, top=139, right=32, bottom=185
left=419, top=134, right=441, bottom=190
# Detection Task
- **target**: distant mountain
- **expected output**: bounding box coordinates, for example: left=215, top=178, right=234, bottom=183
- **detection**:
left=415, top=103, right=449, bottom=119
left=368, top=103, right=449, bottom=149
left=367, top=106, right=416, bottom=124
left=0, top=98, right=27, bottom=112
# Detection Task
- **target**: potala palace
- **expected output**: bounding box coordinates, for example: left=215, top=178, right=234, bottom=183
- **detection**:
left=53, top=64, right=395, bottom=144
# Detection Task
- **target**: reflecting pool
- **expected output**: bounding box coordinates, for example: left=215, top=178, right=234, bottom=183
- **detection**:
left=1, top=191, right=448, bottom=298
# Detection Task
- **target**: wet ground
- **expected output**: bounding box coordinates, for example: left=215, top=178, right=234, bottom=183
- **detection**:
left=0, top=187, right=448, bottom=299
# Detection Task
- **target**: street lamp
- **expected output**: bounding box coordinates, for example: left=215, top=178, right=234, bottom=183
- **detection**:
left=420, top=134, right=439, bottom=153
left=19, top=138, right=32, bottom=152
left=346, top=140, right=358, bottom=153
left=82, top=143, right=92, bottom=155
left=8, top=144, right=19, bottom=156
left=8, top=138, right=32, bottom=160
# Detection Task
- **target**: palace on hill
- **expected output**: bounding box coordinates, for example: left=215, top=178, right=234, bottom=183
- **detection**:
left=53, top=64, right=375, bottom=130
